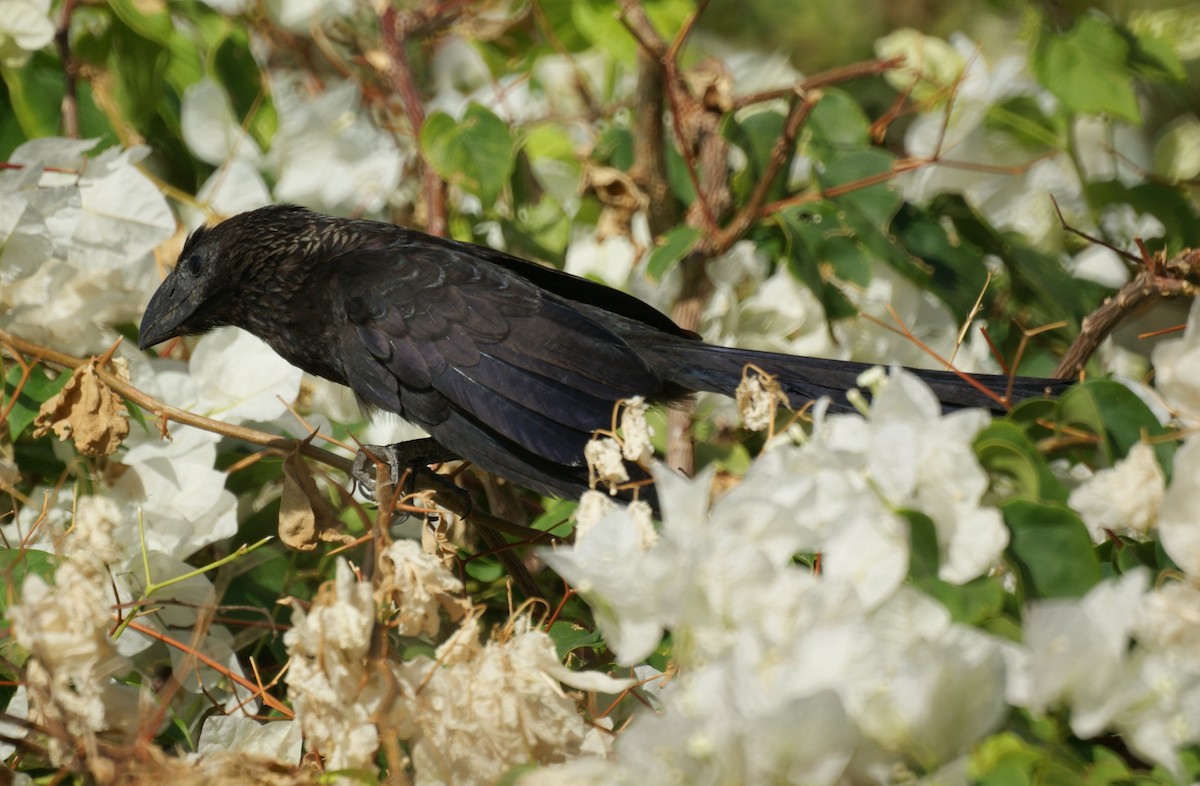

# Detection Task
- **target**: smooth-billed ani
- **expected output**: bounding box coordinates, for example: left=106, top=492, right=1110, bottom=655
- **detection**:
left=139, top=205, right=1068, bottom=500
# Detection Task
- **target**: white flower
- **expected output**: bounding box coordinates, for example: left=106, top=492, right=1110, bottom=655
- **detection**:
left=1019, top=570, right=1149, bottom=735
left=584, top=436, right=629, bottom=489
left=0, top=0, right=53, bottom=67
left=0, top=138, right=173, bottom=354
left=378, top=539, right=467, bottom=637
left=619, top=396, right=654, bottom=463
left=8, top=561, right=133, bottom=763
left=544, top=501, right=663, bottom=664
left=181, top=78, right=265, bottom=168
left=155, top=326, right=305, bottom=426
left=1068, top=441, right=1165, bottom=541
left=1153, top=298, right=1200, bottom=428
left=263, top=0, right=356, bottom=33
left=267, top=75, right=405, bottom=215
left=110, top=426, right=238, bottom=560
left=284, top=560, right=382, bottom=771
left=400, top=616, right=625, bottom=786
left=1159, top=437, right=1200, bottom=577
left=196, top=716, right=302, bottom=765
left=827, top=368, right=1004, bottom=584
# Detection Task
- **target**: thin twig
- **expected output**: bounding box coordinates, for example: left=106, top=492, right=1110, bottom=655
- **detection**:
left=54, top=0, right=80, bottom=139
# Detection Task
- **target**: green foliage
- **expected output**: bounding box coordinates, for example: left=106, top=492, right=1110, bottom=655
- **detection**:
left=1003, top=499, right=1103, bottom=600
left=422, top=104, right=517, bottom=204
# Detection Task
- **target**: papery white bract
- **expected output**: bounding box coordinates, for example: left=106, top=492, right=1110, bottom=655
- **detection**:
left=0, top=0, right=53, bottom=67
left=1154, top=298, right=1200, bottom=429
left=267, top=76, right=405, bottom=215
left=110, top=426, right=238, bottom=560
left=284, top=560, right=382, bottom=772
left=0, top=138, right=174, bottom=354
left=1069, top=441, right=1165, bottom=541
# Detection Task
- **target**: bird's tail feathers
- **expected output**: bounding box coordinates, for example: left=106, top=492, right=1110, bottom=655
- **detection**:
left=648, top=341, right=1068, bottom=414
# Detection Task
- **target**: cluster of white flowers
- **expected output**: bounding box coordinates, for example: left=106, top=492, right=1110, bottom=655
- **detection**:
left=282, top=558, right=628, bottom=784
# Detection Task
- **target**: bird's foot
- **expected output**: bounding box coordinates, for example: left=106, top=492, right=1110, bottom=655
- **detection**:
left=351, top=438, right=465, bottom=507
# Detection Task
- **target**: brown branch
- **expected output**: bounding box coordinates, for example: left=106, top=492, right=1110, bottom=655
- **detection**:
left=379, top=5, right=448, bottom=237
left=732, top=56, right=906, bottom=110
left=711, top=89, right=819, bottom=255
left=631, top=49, right=678, bottom=236
left=1054, top=248, right=1200, bottom=380
left=55, top=0, right=80, bottom=139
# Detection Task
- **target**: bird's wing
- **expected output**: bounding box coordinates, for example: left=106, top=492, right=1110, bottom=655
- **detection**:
left=331, top=241, right=663, bottom=467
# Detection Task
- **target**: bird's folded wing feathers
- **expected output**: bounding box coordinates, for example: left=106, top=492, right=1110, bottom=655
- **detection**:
left=331, top=244, right=663, bottom=466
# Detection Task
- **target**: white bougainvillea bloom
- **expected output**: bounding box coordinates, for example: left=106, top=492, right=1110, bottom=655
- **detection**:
left=1019, top=570, right=1149, bottom=736
left=7, top=502, right=138, bottom=764
left=1153, top=298, right=1200, bottom=428
left=1068, top=441, right=1165, bottom=541
left=196, top=715, right=302, bottom=766
left=1159, top=437, right=1200, bottom=577
left=181, top=78, right=265, bottom=168
left=584, top=436, right=629, bottom=490
left=378, top=539, right=468, bottom=637
left=399, top=616, right=628, bottom=786
left=0, top=0, right=53, bottom=67
left=110, top=426, right=238, bottom=560
left=0, top=138, right=174, bottom=354
left=266, top=75, right=404, bottom=215
left=826, top=368, right=1003, bottom=583
left=619, top=396, right=654, bottom=463
left=154, top=326, right=305, bottom=426
left=284, top=560, right=382, bottom=772
left=546, top=500, right=662, bottom=662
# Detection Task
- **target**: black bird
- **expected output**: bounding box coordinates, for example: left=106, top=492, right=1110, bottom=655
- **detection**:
left=139, top=205, right=1068, bottom=500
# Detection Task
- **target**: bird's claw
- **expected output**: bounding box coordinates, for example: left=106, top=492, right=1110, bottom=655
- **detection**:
left=350, top=437, right=463, bottom=505
left=350, top=443, right=403, bottom=502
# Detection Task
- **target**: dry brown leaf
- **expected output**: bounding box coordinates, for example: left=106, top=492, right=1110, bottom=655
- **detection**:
left=584, top=164, right=649, bottom=242
left=32, top=359, right=130, bottom=457
left=278, top=450, right=352, bottom=552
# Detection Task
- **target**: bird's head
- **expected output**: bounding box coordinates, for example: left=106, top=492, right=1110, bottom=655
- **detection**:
left=138, top=205, right=337, bottom=350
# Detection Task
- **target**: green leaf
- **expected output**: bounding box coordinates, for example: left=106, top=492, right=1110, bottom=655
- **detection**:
left=916, top=575, right=1006, bottom=626
left=975, top=421, right=1068, bottom=503
left=891, top=202, right=991, bottom=321
left=0, top=549, right=59, bottom=616
left=464, top=553, right=505, bottom=583
left=985, top=96, right=1066, bottom=149
left=506, top=192, right=571, bottom=261
left=107, top=0, right=175, bottom=45
left=571, top=0, right=639, bottom=64
left=725, top=109, right=786, bottom=203
left=777, top=204, right=862, bottom=321
left=212, top=29, right=277, bottom=150
left=1124, top=28, right=1186, bottom=82
left=818, top=149, right=900, bottom=230
left=646, top=224, right=701, bottom=279
left=1003, top=499, right=1102, bottom=600
left=1056, top=380, right=1175, bottom=475
left=547, top=620, right=604, bottom=659
left=1032, top=16, right=1140, bottom=123
left=529, top=497, right=577, bottom=537
left=4, top=365, right=68, bottom=441
left=1, top=53, right=66, bottom=139
left=1085, top=179, right=1200, bottom=252
left=806, top=88, right=871, bottom=161
left=932, top=193, right=1104, bottom=334
left=902, top=509, right=940, bottom=580
left=421, top=104, right=516, bottom=204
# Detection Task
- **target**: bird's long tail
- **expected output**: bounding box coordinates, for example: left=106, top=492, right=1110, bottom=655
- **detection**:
left=646, top=341, right=1069, bottom=413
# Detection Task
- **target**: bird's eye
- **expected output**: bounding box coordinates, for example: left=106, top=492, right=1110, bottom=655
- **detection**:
left=185, top=254, right=202, bottom=276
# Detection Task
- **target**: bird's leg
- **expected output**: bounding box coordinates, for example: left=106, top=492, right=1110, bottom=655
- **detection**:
left=351, top=437, right=463, bottom=503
